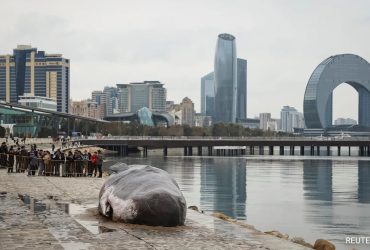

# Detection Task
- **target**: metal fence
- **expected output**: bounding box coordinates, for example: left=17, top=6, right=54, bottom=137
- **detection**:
left=0, top=153, right=95, bottom=177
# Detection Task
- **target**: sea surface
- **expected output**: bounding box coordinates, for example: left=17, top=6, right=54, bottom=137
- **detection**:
left=108, top=153, right=370, bottom=250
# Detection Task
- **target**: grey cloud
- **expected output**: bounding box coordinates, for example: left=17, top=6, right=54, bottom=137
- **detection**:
left=1, top=0, right=370, bottom=118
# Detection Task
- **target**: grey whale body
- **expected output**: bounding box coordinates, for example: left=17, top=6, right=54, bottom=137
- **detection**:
left=98, top=164, right=187, bottom=226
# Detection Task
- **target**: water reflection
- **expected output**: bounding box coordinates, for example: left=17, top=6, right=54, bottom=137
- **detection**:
left=110, top=155, right=370, bottom=249
left=200, top=158, right=246, bottom=219
left=303, top=160, right=333, bottom=201
left=302, top=160, right=370, bottom=204
left=19, top=194, right=50, bottom=214
left=358, top=161, right=370, bottom=203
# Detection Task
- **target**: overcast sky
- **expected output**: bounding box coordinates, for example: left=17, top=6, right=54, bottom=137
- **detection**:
left=1, top=0, right=370, bottom=119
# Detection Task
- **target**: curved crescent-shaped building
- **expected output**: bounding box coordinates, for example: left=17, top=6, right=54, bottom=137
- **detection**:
left=214, top=33, right=237, bottom=123
left=303, top=54, right=370, bottom=129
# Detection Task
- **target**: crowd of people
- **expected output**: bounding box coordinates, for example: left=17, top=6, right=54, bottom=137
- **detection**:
left=0, top=142, right=103, bottom=178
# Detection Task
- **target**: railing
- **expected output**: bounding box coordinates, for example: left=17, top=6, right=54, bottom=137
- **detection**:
left=0, top=153, right=96, bottom=177
left=77, top=135, right=370, bottom=141
left=0, top=138, right=54, bottom=144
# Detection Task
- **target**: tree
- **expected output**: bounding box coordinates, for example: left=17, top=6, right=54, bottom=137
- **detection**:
left=191, top=126, right=204, bottom=136
left=183, top=125, right=192, bottom=136
left=212, top=123, right=228, bottom=136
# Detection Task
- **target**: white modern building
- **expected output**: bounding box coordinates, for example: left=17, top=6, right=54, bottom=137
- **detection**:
left=18, top=94, right=57, bottom=111
left=280, top=106, right=305, bottom=133
left=259, top=113, right=271, bottom=130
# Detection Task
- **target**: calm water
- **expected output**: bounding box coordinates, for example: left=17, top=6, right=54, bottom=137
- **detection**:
left=108, top=154, right=370, bottom=250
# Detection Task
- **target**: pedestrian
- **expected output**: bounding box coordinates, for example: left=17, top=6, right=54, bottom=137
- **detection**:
left=19, top=146, right=29, bottom=172
left=28, top=151, right=38, bottom=176
left=53, top=149, right=64, bottom=176
left=87, top=152, right=93, bottom=177
left=81, top=150, right=89, bottom=176
left=14, top=147, right=20, bottom=172
left=0, top=142, right=8, bottom=168
left=66, top=151, right=74, bottom=177
left=43, top=151, right=52, bottom=176
left=73, top=150, right=83, bottom=176
left=38, top=150, right=45, bottom=176
left=97, top=150, right=103, bottom=178
left=91, top=152, right=98, bottom=177
left=51, top=144, right=55, bottom=153
left=7, top=146, right=15, bottom=173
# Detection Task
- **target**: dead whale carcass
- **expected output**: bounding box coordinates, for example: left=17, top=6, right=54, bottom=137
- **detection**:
left=98, top=164, right=186, bottom=226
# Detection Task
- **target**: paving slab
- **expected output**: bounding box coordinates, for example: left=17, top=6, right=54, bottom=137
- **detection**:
left=0, top=169, right=311, bottom=249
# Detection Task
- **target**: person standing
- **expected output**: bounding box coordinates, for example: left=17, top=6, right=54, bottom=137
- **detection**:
left=52, top=149, right=63, bottom=176
left=81, top=150, right=89, bottom=176
left=43, top=151, right=52, bottom=176
left=97, top=150, right=103, bottom=178
left=14, top=147, right=20, bottom=172
left=0, top=142, right=8, bottom=168
left=29, top=150, right=39, bottom=176
left=91, top=152, right=98, bottom=177
left=66, top=151, right=74, bottom=177
left=7, top=146, right=14, bottom=173
left=87, top=152, right=93, bottom=177
left=73, top=150, right=83, bottom=176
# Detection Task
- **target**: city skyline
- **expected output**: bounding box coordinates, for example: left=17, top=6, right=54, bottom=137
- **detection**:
left=1, top=1, right=370, bottom=119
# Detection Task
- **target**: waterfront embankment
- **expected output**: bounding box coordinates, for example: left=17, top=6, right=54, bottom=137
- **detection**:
left=0, top=169, right=313, bottom=250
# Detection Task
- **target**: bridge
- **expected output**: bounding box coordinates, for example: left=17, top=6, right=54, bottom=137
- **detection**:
left=76, top=136, right=370, bottom=157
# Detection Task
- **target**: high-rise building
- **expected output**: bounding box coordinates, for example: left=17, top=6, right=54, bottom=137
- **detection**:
left=117, top=81, right=166, bottom=114
left=103, top=86, right=118, bottom=116
left=214, top=33, right=237, bottom=123
left=0, top=54, right=16, bottom=103
left=91, top=90, right=106, bottom=119
left=259, top=113, right=271, bottom=130
left=280, top=106, right=305, bottom=133
left=213, top=34, right=247, bottom=123
left=180, top=97, right=195, bottom=126
left=0, top=45, right=70, bottom=112
left=236, top=58, right=247, bottom=120
left=201, top=72, right=215, bottom=116
left=71, top=99, right=100, bottom=119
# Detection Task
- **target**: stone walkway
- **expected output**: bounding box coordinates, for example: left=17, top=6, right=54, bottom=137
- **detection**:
left=0, top=170, right=311, bottom=250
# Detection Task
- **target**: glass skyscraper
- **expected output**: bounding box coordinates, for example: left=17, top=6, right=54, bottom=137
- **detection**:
left=200, top=72, right=215, bottom=116
left=0, top=45, right=70, bottom=113
left=303, top=54, right=370, bottom=128
left=236, top=58, right=247, bottom=120
left=214, top=33, right=237, bottom=123
left=212, top=34, right=247, bottom=123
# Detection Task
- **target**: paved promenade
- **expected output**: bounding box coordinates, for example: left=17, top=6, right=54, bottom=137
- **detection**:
left=0, top=170, right=312, bottom=250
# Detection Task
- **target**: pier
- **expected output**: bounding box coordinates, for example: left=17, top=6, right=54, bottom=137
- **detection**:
left=76, top=136, right=370, bottom=157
